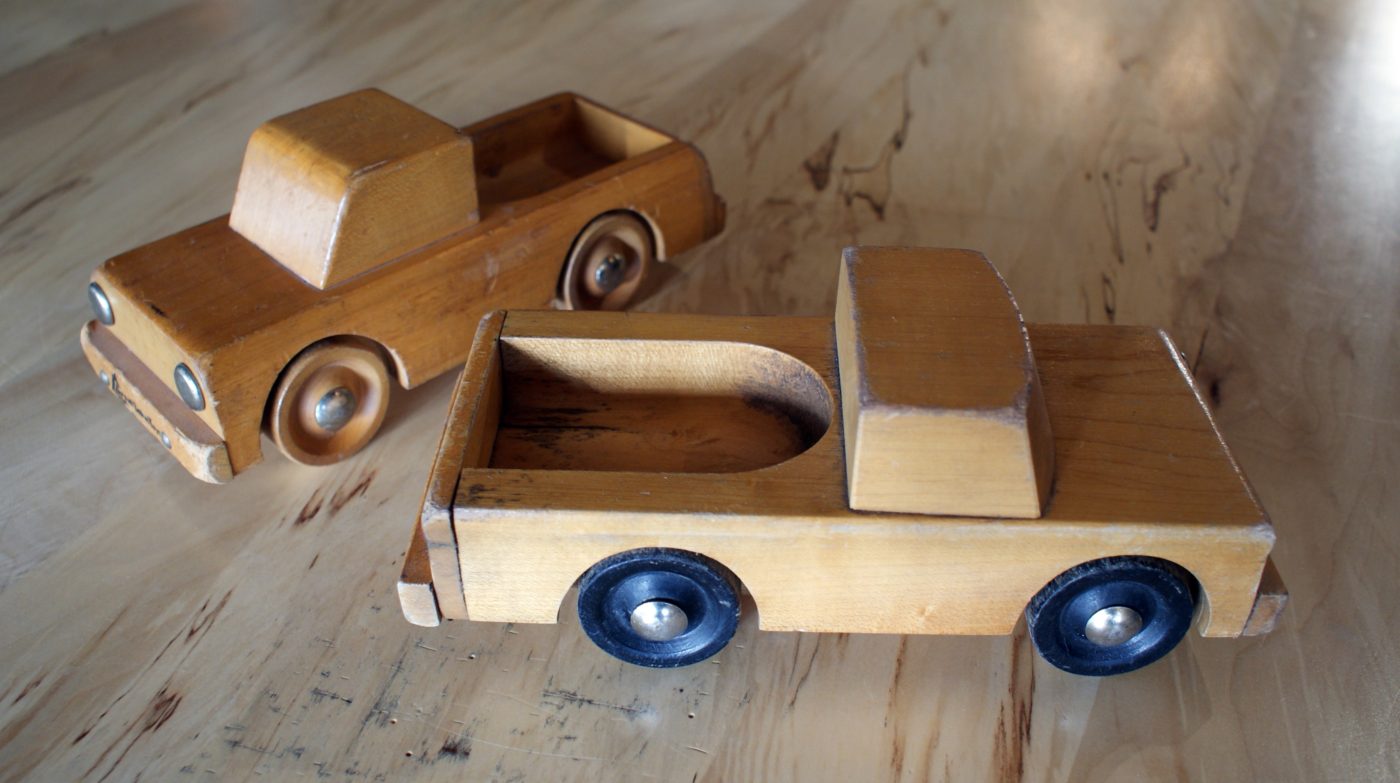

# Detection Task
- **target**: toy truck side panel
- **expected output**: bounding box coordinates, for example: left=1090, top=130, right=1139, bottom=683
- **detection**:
left=456, top=506, right=1271, bottom=638
left=86, top=111, right=718, bottom=478
left=416, top=312, right=1273, bottom=638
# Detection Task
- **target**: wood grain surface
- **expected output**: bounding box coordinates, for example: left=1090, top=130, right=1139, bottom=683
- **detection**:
left=1, top=0, right=1395, bottom=780
left=429, top=311, right=1273, bottom=639
left=836, top=247, right=1055, bottom=518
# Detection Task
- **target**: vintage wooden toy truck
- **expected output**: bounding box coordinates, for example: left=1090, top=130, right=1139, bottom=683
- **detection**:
left=80, top=89, right=724, bottom=482
left=396, top=247, right=1286, bottom=676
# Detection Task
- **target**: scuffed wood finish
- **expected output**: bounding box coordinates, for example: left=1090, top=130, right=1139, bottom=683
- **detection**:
left=1, top=0, right=1394, bottom=780
left=79, top=322, right=233, bottom=483
left=836, top=246, right=1054, bottom=518
left=419, top=298, right=1272, bottom=638
left=230, top=89, right=480, bottom=290
left=84, top=90, right=722, bottom=480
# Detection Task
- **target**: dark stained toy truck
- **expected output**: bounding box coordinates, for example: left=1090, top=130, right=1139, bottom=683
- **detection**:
left=80, top=89, right=724, bottom=482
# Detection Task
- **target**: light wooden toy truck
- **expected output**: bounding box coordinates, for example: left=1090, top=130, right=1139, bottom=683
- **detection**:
left=397, top=247, right=1286, bottom=676
left=80, top=89, right=724, bottom=482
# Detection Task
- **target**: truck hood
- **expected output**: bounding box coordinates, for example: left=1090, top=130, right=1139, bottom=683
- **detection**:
left=98, top=216, right=327, bottom=356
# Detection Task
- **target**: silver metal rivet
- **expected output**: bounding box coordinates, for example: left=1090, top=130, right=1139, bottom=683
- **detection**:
left=88, top=282, right=115, bottom=326
left=1085, top=605, right=1144, bottom=647
left=593, top=255, right=626, bottom=293
left=99, top=370, right=110, bottom=386
left=160, top=432, right=172, bottom=449
left=313, top=386, right=357, bottom=432
left=629, top=600, right=688, bottom=642
left=173, top=363, right=205, bottom=411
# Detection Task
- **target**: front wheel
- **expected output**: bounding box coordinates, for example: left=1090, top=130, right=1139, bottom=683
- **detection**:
left=268, top=339, right=390, bottom=466
left=1026, top=556, right=1197, bottom=676
left=560, top=213, right=654, bottom=310
left=576, top=548, right=740, bottom=668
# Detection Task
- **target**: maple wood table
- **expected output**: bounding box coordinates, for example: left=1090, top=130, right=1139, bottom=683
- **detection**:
left=1, top=1, right=1393, bottom=779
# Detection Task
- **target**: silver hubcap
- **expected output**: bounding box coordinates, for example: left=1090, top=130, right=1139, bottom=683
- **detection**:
left=593, top=255, right=627, bottom=293
left=88, top=282, right=114, bottom=325
left=314, top=387, right=357, bottom=432
left=1084, top=605, right=1143, bottom=647
left=173, top=363, right=205, bottom=411
left=629, top=600, right=688, bottom=642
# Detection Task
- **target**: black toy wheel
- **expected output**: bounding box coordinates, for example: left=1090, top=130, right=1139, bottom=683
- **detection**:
left=1026, top=556, right=1197, bottom=676
left=576, top=548, right=740, bottom=668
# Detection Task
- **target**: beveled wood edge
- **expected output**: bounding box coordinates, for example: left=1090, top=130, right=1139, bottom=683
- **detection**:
left=835, top=246, right=1055, bottom=518
left=80, top=322, right=235, bottom=483
left=411, top=311, right=507, bottom=621
left=398, top=518, right=440, bottom=627
left=1241, top=557, right=1288, bottom=636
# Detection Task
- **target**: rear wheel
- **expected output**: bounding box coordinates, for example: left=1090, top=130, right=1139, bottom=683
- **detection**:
left=560, top=213, right=653, bottom=310
left=269, top=339, right=390, bottom=465
left=576, top=548, right=740, bottom=668
left=1025, top=556, right=1196, bottom=676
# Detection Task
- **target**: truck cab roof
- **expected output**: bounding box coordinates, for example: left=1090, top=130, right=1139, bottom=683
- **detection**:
left=229, top=89, right=480, bottom=289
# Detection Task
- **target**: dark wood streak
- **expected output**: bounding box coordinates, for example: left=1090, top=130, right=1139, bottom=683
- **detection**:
left=993, top=628, right=1035, bottom=782
left=293, top=489, right=323, bottom=526
left=8, top=673, right=44, bottom=706
left=1100, top=273, right=1117, bottom=323
left=186, top=589, right=233, bottom=642
left=837, top=68, right=912, bottom=221
left=350, top=643, right=412, bottom=747
left=329, top=469, right=376, bottom=516
left=181, top=75, right=238, bottom=115
left=309, top=687, right=354, bottom=706
left=803, top=132, right=839, bottom=191
left=540, top=688, right=648, bottom=718
left=0, top=176, right=89, bottom=234
left=94, top=683, right=183, bottom=783
left=81, top=588, right=232, bottom=779
left=437, top=733, right=473, bottom=761
left=1144, top=152, right=1192, bottom=233
left=785, top=636, right=822, bottom=712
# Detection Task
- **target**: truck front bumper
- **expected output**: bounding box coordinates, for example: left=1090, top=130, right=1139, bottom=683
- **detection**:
left=80, top=322, right=234, bottom=483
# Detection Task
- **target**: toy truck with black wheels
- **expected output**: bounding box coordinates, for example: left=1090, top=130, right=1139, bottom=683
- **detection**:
left=397, top=246, right=1285, bottom=676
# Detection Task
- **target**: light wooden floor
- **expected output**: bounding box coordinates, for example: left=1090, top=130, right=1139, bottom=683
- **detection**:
left=1, top=1, right=1396, bottom=780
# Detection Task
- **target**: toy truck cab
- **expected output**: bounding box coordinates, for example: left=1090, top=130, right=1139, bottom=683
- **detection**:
left=398, top=247, right=1286, bottom=676
left=81, top=90, right=724, bottom=482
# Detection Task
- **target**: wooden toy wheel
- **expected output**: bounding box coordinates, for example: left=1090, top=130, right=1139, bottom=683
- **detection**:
left=1025, top=556, right=1197, bottom=676
left=576, top=548, right=740, bottom=668
left=560, top=213, right=653, bottom=310
left=269, top=339, right=390, bottom=466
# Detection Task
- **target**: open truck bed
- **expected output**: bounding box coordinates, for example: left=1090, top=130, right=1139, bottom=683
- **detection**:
left=81, top=89, right=723, bottom=481
left=399, top=246, right=1285, bottom=677
left=469, top=94, right=678, bottom=209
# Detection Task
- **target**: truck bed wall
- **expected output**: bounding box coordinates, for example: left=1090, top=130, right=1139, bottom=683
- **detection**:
left=468, top=94, right=674, bottom=208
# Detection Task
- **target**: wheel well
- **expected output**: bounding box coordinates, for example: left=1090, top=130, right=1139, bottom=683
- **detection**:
left=261, top=335, right=400, bottom=429
left=1027, top=555, right=1206, bottom=628
left=628, top=208, right=665, bottom=260
left=556, top=209, right=662, bottom=303
left=561, top=547, right=750, bottom=616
